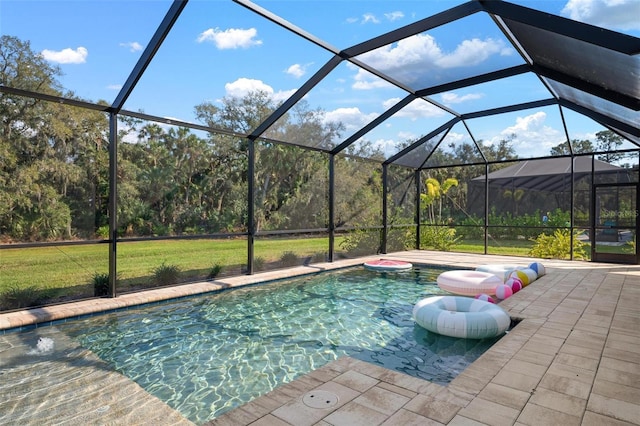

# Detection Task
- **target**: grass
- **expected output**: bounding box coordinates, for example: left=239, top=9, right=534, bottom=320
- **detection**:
left=454, top=239, right=534, bottom=256
left=0, top=237, right=336, bottom=295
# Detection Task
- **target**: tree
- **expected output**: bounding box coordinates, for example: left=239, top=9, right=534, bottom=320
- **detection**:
left=196, top=92, right=347, bottom=233
left=421, top=177, right=459, bottom=224
left=595, top=130, right=625, bottom=163
left=1, top=35, right=110, bottom=241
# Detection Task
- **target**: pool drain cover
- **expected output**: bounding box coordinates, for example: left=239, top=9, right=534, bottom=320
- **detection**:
left=302, top=390, right=339, bottom=409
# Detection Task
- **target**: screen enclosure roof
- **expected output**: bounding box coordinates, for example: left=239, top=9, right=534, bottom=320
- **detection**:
left=1, top=0, right=638, bottom=169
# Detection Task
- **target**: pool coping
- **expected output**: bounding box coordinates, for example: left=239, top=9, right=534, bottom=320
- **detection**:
left=2, top=250, right=639, bottom=425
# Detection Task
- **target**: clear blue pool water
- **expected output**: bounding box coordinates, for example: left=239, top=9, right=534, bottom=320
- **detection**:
left=58, top=265, right=503, bottom=423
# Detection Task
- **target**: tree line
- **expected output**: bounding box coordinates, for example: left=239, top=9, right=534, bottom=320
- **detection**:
left=1, top=34, right=631, bottom=243
left=0, top=35, right=388, bottom=242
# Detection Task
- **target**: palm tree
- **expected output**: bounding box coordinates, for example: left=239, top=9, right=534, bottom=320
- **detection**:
left=421, top=177, right=458, bottom=224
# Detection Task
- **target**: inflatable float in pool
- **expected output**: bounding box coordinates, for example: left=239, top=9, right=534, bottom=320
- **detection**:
left=475, top=264, right=523, bottom=282
left=412, top=295, right=511, bottom=339
left=437, top=270, right=502, bottom=296
left=363, top=259, right=413, bottom=272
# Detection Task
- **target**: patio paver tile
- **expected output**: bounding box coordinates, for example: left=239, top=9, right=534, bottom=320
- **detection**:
left=595, top=366, right=640, bottom=389
left=591, top=378, right=640, bottom=405
left=322, top=401, right=388, bottom=426
left=379, top=408, right=442, bottom=426
left=447, top=415, right=486, bottom=425
left=477, top=383, right=531, bottom=410
left=353, top=386, right=410, bottom=415
left=503, top=359, right=548, bottom=379
left=517, top=403, right=581, bottom=426
left=457, top=397, right=520, bottom=426
left=491, top=369, right=541, bottom=393
left=528, top=387, right=587, bottom=417
left=332, top=370, right=378, bottom=393
left=537, top=374, right=592, bottom=400
left=403, top=393, right=463, bottom=424
left=558, top=343, right=604, bottom=360
left=554, top=352, right=600, bottom=371
left=375, top=382, right=417, bottom=399
left=581, top=411, right=637, bottom=426
left=512, top=349, right=555, bottom=367
left=587, top=393, right=640, bottom=424
left=247, top=414, right=291, bottom=426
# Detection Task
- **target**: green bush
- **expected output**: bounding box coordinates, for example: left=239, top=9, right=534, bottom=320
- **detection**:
left=311, top=252, right=327, bottom=263
left=0, top=285, right=49, bottom=310
left=280, top=251, right=299, bottom=267
left=152, top=262, right=181, bottom=285
left=419, top=226, right=460, bottom=251
left=92, top=272, right=110, bottom=296
left=96, top=225, right=110, bottom=239
left=254, top=256, right=265, bottom=271
left=208, top=264, right=223, bottom=279
left=339, top=228, right=381, bottom=255
left=455, top=216, right=484, bottom=239
left=529, top=229, right=587, bottom=260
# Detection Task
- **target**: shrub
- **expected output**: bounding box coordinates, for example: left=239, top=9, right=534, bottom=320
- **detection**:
left=96, top=225, right=110, bottom=239
left=455, top=216, right=484, bottom=240
left=152, top=262, right=181, bottom=285
left=529, top=229, right=587, bottom=260
left=625, top=236, right=636, bottom=254
left=254, top=256, right=265, bottom=271
left=208, top=264, right=223, bottom=279
left=311, top=252, right=328, bottom=263
left=0, top=285, right=48, bottom=310
left=339, top=228, right=380, bottom=255
left=92, top=272, right=110, bottom=296
left=419, top=226, right=460, bottom=251
left=280, top=251, right=299, bottom=267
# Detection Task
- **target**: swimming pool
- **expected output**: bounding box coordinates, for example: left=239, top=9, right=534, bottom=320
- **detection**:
left=3, top=265, right=505, bottom=424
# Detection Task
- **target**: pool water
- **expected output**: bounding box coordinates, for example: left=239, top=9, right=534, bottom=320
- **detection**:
left=54, top=266, right=502, bottom=423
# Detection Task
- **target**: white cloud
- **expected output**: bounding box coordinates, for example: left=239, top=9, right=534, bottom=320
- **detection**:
left=41, top=47, right=88, bottom=64
left=197, top=27, right=262, bottom=49
left=352, top=68, right=395, bottom=90
left=225, top=78, right=273, bottom=98
left=273, top=89, right=297, bottom=103
left=562, top=0, right=640, bottom=30
left=385, top=11, right=404, bottom=21
left=371, top=138, right=398, bottom=155
left=107, top=84, right=122, bottom=90
left=443, top=131, right=468, bottom=145
left=322, top=107, right=378, bottom=132
left=441, top=92, right=484, bottom=105
left=362, top=13, right=380, bottom=24
left=398, top=130, right=417, bottom=142
left=382, top=97, right=446, bottom=120
left=357, top=34, right=510, bottom=85
left=285, top=63, right=307, bottom=78
left=224, top=77, right=294, bottom=102
left=120, top=41, right=143, bottom=52
left=489, top=111, right=564, bottom=152
left=435, top=38, right=505, bottom=68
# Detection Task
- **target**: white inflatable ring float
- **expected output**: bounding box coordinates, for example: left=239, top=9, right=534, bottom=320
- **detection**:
left=475, top=264, right=523, bottom=282
left=363, top=259, right=412, bottom=272
left=437, top=270, right=502, bottom=296
left=413, top=295, right=511, bottom=339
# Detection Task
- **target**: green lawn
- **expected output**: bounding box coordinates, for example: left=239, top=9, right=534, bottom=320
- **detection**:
left=0, top=237, right=336, bottom=294
left=454, top=239, right=534, bottom=256
left=1, top=235, right=632, bottom=310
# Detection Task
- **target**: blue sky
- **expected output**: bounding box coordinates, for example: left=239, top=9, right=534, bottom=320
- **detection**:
left=2, top=0, right=639, bottom=160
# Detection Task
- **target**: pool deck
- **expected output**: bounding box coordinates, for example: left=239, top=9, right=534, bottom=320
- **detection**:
left=1, top=250, right=639, bottom=425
